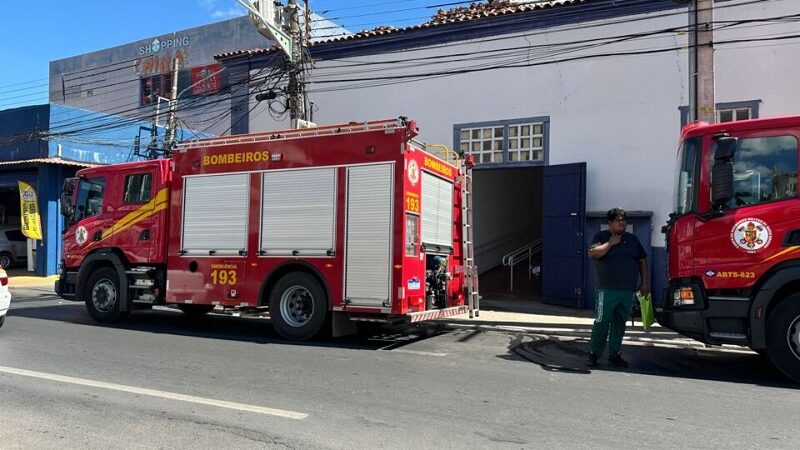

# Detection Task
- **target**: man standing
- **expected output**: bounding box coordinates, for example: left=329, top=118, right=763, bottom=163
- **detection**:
left=586, top=208, right=649, bottom=368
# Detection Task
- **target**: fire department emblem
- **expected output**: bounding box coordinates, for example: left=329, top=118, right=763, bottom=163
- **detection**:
left=75, top=226, right=88, bottom=246
left=730, top=218, right=771, bottom=253
left=407, top=160, right=419, bottom=186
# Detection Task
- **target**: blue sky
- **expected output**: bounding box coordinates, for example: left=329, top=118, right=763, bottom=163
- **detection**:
left=0, top=0, right=443, bottom=110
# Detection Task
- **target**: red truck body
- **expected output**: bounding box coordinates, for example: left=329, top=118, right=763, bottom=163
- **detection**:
left=660, top=115, right=800, bottom=381
left=56, top=119, right=474, bottom=339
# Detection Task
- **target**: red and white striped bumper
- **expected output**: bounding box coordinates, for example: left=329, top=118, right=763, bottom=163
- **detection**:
left=405, top=305, right=469, bottom=323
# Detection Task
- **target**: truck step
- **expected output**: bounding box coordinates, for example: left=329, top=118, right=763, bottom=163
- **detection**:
left=708, top=332, right=748, bottom=341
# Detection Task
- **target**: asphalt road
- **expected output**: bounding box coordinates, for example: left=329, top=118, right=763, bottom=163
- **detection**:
left=0, top=286, right=798, bottom=449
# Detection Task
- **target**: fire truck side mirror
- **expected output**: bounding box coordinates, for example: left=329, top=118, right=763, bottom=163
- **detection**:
left=711, top=136, right=737, bottom=211
left=714, top=136, right=737, bottom=161
left=60, top=177, right=78, bottom=225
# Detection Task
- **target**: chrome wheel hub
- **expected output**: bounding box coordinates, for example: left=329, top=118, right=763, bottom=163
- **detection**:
left=92, top=279, right=117, bottom=313
left=279, top=285, right=314, bottom=328
left=788, top=316, right=800, bottom=361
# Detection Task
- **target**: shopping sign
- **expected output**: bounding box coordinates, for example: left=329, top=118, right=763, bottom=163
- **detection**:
left=18, top=181, right=42, bottom=240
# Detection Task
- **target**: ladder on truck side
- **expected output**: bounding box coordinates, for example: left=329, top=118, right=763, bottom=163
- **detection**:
left=460, top=161, right=480, bottom=318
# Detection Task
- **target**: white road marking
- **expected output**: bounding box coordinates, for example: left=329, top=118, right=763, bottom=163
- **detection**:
left=381, top=349, right=448, bottom=357
left=0, top=365, right=308, bottom=420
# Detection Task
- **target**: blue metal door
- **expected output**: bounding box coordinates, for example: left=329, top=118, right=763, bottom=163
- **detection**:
left=542, top=163, right=586, bottom=307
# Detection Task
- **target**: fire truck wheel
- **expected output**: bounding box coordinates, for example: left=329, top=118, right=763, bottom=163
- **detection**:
left=269, top=272, right=328, bottom=340
left=765, top=296, right=800, bottom=383
left=85, top=267, right=128, bottom=323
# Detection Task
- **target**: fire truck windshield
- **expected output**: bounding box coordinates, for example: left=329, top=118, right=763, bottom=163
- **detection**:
left=673, top=137, right=700, bottom=215
left=712, top=135, right=798, bottom=208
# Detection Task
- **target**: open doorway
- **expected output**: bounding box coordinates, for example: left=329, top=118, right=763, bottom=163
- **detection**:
left=0, top=185, right=28, bottom=270
left=0, top=186, right=21, bottom=227
left=473, top=166, right=543, bottom=300
left=472, top=163, right=587, bottom=307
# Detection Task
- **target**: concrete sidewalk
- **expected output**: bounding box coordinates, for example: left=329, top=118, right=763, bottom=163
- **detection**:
left=437, top=298, right=755, bottom=354
left=8, top=274, right=58, bottom=288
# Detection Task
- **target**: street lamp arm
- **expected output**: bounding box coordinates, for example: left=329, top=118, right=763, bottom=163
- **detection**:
left=156, top=66, right=226, bottom=128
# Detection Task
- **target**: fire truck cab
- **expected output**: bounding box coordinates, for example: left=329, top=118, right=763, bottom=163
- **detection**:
left=660, top=115, right=800, bottom=382
left=56, top=118, right=477, bottom=340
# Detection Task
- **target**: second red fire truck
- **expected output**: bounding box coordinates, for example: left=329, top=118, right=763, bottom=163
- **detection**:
left=660, top=115, right=800, bottom=382
left=55, top=118, right=479, bottom=339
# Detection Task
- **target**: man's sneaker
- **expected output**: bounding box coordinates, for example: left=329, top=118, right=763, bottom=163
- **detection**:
left=609, top=353, right=629, bottom=368
left=586, top=352, right=598, bottom=367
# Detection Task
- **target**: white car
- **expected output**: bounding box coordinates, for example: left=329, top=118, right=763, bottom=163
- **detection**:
left=0, top=268, right=8, bottom=327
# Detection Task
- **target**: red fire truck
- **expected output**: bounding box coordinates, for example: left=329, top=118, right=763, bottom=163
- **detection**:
left=660, top=115, right=800, bottom=381
left=55, top=118, right=479, bottom=340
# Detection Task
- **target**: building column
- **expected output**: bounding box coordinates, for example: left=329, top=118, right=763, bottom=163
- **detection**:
left=37, top=164, right=73, bottom=276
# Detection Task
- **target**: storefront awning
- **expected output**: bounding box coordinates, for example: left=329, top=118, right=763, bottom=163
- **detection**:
left=0, top=157, right=101, bottom=168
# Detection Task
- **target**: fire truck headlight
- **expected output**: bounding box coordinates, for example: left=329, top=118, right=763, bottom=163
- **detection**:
left=673, top=287, right=695, bottom=306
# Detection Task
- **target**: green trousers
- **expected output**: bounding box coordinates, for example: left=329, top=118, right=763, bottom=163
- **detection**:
left=589, top=288, right=635, bottom=357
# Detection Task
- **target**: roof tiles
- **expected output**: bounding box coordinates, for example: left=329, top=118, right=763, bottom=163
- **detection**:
left=216, top=0, right=585, bottom=60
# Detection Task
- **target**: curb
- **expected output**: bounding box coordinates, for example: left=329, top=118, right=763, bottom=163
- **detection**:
left=436, top=320, right=755, bottom=354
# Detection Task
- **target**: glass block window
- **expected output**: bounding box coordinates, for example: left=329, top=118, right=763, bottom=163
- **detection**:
left=456, top=119, right=547, bottom=164
left=507, top=123, right=545, bottom=162
left=459, top=126, right=504, bottom=164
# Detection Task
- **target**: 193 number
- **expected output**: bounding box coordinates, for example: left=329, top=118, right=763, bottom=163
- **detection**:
left=406, top=197, right=420, bottom=213
left=211, top=269, right=237, bottom=285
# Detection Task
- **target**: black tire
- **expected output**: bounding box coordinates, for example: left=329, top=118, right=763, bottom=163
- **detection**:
left=0, top=253, right=13, bottom=270
left=178, top=304, right=215, bottom=317
left=0, top=315, right=5, bottom=328
left=84, top=267, right=128, bottom=323
left=765, top=295, right=800, bottom=383
left=269, top=272, right=329, bottom=340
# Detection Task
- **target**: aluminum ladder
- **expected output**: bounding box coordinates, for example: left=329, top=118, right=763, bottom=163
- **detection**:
left=460, top=162, right=480, bottom=318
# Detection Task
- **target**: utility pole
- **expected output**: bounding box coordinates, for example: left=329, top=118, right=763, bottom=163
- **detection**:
left=304, top=0, right=311, bottom=48
left=142, top=56, right=180, bottom=160
left=689, top=0, right=715, bottom=123
left=165, top=56, right=181, bottom=153
left=287, top=0, right=306, bottom=128
left=237, top=0, right=313, bottom=129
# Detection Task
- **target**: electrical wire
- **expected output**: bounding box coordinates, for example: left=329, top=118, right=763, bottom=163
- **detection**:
left=0, top=0, right=780, bottom=107
left=0, top=0, right=794, bottom=144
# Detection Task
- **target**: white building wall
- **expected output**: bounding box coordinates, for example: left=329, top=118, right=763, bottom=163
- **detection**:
left=248, top=0, right=800, bottom=248
left=714, top=1, right=800, bottom=115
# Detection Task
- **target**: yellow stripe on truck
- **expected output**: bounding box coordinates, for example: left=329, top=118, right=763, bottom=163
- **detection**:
left=101, top=188, right=169, bottom=241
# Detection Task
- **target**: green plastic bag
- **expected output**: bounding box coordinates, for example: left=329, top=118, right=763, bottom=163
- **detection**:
left=637, top=292, right=655, bottom=331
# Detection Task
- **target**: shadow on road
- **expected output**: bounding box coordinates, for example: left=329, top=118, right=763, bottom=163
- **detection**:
left=8, top=300, right=446, bottom=352
left=502, top=335, right=798, bottom=389
left=13, top=296, right=797, bottom=389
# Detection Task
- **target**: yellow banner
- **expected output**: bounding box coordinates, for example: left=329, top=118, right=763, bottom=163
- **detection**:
left=18, top=181, right=42, bottom=240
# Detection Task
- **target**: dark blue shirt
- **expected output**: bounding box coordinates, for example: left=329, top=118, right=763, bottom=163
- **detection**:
left=590, top=230, right=647, bottom=290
